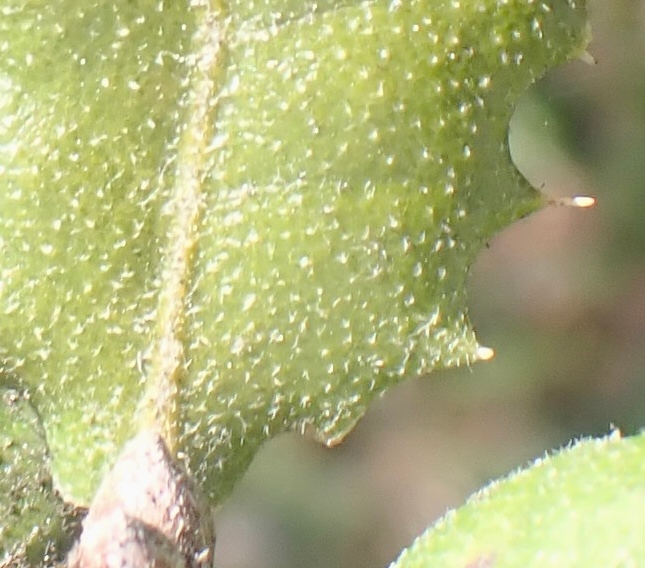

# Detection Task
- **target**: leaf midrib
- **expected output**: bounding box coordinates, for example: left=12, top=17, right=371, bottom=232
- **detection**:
left=138, top=3, right=224, bottom=448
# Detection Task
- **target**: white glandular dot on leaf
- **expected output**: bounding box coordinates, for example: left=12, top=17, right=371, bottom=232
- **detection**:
left=67, top=430, right=215, bottom=568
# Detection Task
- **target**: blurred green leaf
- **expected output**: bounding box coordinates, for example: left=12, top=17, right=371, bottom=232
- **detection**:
left=0, top=0, right=589, bottom=557
left=391, top=431, right=645, bottom=568
left=0, top=387, right=80, bottom=563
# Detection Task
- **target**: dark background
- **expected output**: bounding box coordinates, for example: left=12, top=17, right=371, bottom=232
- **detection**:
left=214, top=2, right=645, bottom=566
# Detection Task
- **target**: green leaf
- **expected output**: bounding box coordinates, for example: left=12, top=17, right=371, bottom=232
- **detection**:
left=391, top=431, right=645, bottom=568
left=0, top=387, right=79, bottom=563
left=0, top=0, right=589, bottom=541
